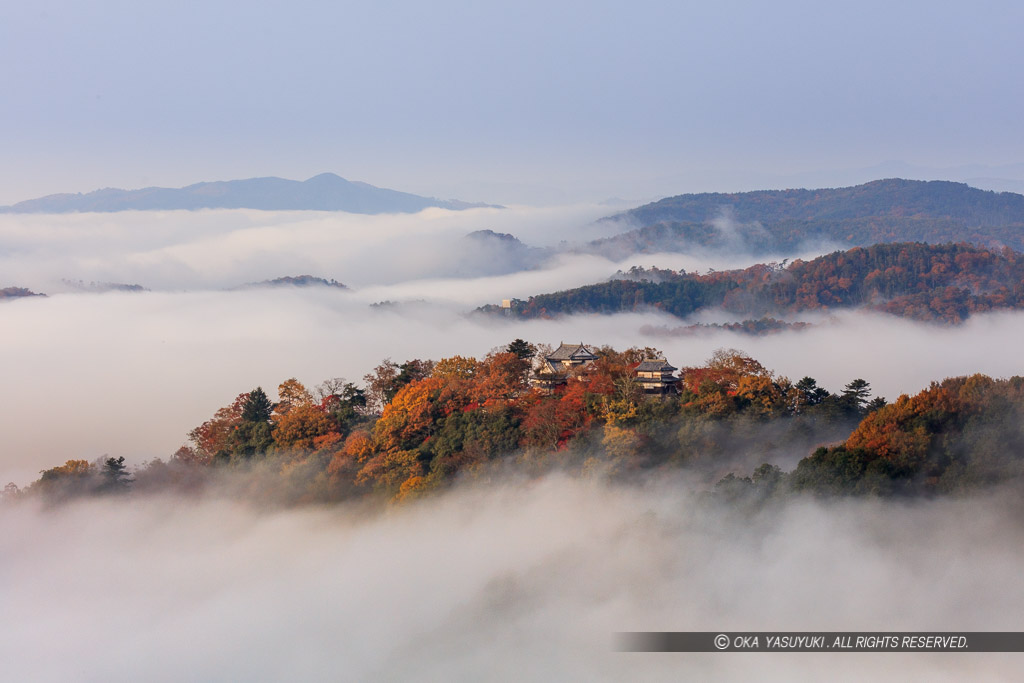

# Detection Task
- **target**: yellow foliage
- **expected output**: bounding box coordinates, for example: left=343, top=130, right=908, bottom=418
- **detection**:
left=40, top=458, right=93, bottom=481
left=392, top=475, right=430, bottom=503
left=602, top=424, right=641, bottom=460
left=433, top=355, right=479, bottom=380
left=274, top=378, right=313, bottom=418
left=356, top=449, right=423, bottom=492
left=601, top=397, right=639, bottom=424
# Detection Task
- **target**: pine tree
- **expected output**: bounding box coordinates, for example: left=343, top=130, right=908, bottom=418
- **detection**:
left=101, top=456, right=132, bottom=493
left=241, top=387, right=274, bottom=423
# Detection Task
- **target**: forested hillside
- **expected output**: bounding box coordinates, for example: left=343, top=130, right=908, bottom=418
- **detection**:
left=595, top=179, right=1024, bottom=254
left=11, top=338, right=1024, bottom=508
left=788, top=374, right=1024, bottom=496
left=488, top=242, right=1024, bottom=323
left=0, top=287, right=44, bottom=299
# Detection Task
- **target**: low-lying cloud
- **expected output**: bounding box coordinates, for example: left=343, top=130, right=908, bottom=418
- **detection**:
left=0, top=205, right=620, bottom=291
left=2, top=476, right=1022, bottom=681
left=3, top=284, right=1024, bottom=486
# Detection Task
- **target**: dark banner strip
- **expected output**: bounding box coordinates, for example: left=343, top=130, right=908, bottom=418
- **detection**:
left=616, top=632, right=1024, bottom=653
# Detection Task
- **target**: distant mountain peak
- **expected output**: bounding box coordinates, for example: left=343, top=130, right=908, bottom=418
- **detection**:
left=0, top=174, right=499, bottom=214
left=304, top=172, right=349, bottom=185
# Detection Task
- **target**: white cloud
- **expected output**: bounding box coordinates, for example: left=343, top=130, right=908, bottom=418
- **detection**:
left=0, top=205, right=619, bottom=291
left=1, top=477, right=1021, bottom=680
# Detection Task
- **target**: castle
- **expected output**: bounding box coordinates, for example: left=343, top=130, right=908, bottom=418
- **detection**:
left=530, top=342, right=678, bottom=394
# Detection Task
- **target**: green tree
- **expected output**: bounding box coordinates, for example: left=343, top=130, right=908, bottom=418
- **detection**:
left=226, top=421, right=274, bottom=460
left=841, top=379, right=872, bottom=415
left=506, top=338, right=536, bottom=360
left=101, top=456, right=132, bottom=493
left=795, top=376, right=829, bottom=406
left=242, top=387, right=274, bottom=423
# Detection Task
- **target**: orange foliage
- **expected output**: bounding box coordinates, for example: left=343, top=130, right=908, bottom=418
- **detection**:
left=272, top=403, right=333, bottom=451
left=468, top=351, right=529, bottom=406
left=312, top=431, right=344, bottom=454
left=846, top=384, right=958, bottom=462
left=188, top=392, right=247, bottom=457
left=374, top=377, right=444, bottom=451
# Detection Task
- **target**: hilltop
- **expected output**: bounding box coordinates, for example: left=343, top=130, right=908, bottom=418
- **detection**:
left=0, top=287, right=45, bottom=300
left=239, top=275, right=349, bottom=290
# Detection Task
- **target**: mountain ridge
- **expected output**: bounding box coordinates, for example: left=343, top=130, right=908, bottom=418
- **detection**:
left=595, top=178, right=1024, bottom=255
left=483, top=241, right=1024, bottom=324
left=0, top=173, right=498, bottom=214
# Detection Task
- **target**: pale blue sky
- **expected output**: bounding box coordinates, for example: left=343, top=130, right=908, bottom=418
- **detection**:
left=2, top=0, right=1023, bottom=204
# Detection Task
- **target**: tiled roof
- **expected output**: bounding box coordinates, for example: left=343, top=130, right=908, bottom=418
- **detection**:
left=635, top=359, right=677, bottom=373
left=547, top=342, right=598, bottom=361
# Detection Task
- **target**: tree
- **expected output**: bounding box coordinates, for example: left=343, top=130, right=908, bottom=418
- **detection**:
left=361, top=359, right=434, bottom=413
left=1, top=482, right=20, bottom=502
left=188, top=392, right=248, bottom=459
left=242, top=387, right=274, bottom=423
left=320, top=381, right=368, bottom=433
left=227, top=421, right=274, bottom=460
left=363, top=359, right=400, bottom=414
left=273, top=404, right=333, bottom=452
left=432, top=355, right=479, bottom=380
left=100, top=456, right=132, bottom=493
left=35, top=460, right=97, bottom=499
left=171, top=445, right=210, bottom=466
left=795, top=377, right=829, bottom=406
left=275, top=378, right=313, bottom=418
left=314, top=377, right=349, bottom=402
left=506, top=338, right=536, bottom=360
left=470, top=352, right=530, bottom=405
left=393, top=360, right=435, bottom=400
left=841, top=379, right=872, bottom=415
left=194, top=389, right=274, bottom=463
left=865, top=396, right=887, bottom=414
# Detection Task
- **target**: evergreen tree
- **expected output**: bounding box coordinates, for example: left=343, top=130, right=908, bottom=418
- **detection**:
left=841, top=379, right=872, bottom=415
left=241, top=387, right=274, bottom=423
left=795, top=376, right=829, bottom=406
left=506, top=338, right=536, bottom=360
left=101, top=456, right=132, bottom=493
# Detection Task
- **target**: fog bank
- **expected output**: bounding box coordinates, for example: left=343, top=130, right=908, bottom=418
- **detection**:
left=2, top=476, right=1021, bottom=681
left=0, top=205, right=619, bottom=291
left=3, top=283, right=1024, bottom=485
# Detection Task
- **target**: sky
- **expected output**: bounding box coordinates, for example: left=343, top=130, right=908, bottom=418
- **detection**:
left=2, top=0, right=1024, bottom=204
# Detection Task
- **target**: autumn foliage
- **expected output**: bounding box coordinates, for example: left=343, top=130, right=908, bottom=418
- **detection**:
left=791, top=375, right=1024, bottom=495
left=15, top=338, right=1024, bottom=507
left=491, top=242, right=1024, bottom=324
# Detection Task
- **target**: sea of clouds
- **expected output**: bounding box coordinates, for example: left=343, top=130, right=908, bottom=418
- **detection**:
left=1, top=203, right=1021, bottom=484
left=2, top=206, right=1023, bottom=680
left=3, top=476, right=1022, bottom=680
